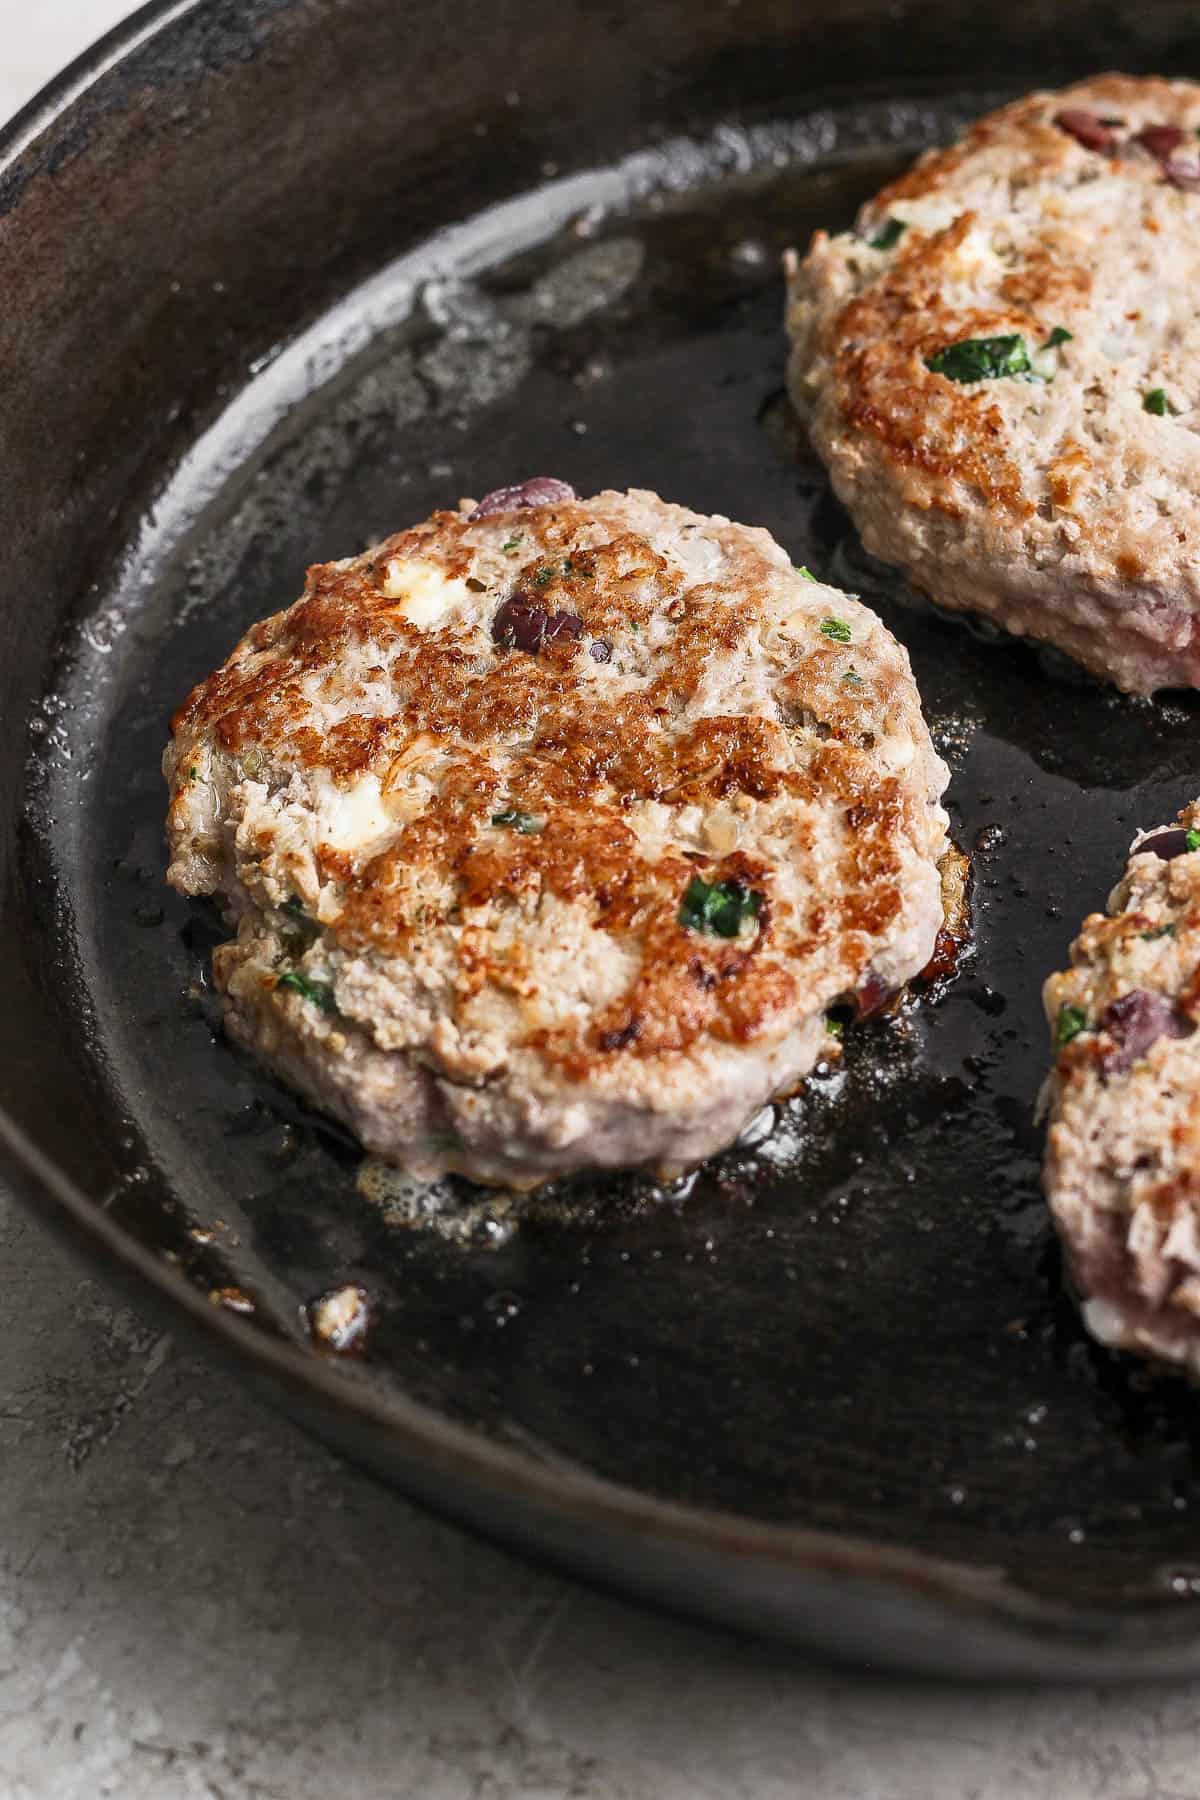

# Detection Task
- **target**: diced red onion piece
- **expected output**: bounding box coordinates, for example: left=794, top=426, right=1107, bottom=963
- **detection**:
left=855, top=971, right=895, bottom=1019
left=1133, top=123, right=1187, bottom=161
left=1128, top=124, right=1200, bottom=189
left=468, top=477, right=576, bottom=520
left=1054, top=109, right=1118, bottom=154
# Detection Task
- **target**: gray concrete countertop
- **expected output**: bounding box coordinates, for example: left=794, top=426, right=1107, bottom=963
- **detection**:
left=4, top=10, right=1200, bottom=1796
left=9, top=1192, right=1200, bottom=1800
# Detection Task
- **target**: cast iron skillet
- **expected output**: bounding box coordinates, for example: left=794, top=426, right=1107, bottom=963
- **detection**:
left=9, top=0, right=1200, bottom=1679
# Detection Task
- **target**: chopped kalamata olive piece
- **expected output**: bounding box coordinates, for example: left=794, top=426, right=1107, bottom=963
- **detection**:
left=1054, top=109, right=1119, bottom=154
left=590, top=639, right=612, bottom=663
left=468, top=477, right=576, bottom=520
left=542, top=610, right=584, bottom=645
left=1134, top=826, right=1200, bottom=861
left=1099, top=988, right=1193, bottom=1075
left=492, top=596, right=583, bottom=654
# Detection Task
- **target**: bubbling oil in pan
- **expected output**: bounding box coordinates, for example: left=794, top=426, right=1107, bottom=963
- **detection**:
left=42, top=96, right=1200, bottom=1582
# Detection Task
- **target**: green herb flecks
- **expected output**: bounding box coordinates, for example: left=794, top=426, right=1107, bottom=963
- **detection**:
left=1143, top=387, right=1176, bottom=416
left=1188, top=829, right=1200, bottom=853
left=501, top=535, right=523, bottom=554
left=1140, top=923, right=1177, bottom=941
left=793, top=564, right=817, bottom=581
left=532, top=564, right=555, bottom=586
left=1055, top=1003, right=1088, bottom=1048
left=820, top=616, right=852, bottom=643
left=1042, top=326, right=1073, bottom=350
left=188, top=766, right=198, bottom=780
left=282, top=895, right=306, bottom=917
left=842, top=666, right=864, bottom=689
left=491, top=809, right=542, bottom=834
left=825, top=1015, right=844, bottom=1037
left=869, top=218, right=907, bottom=252
left=679, top=876, right=763, bottom=940
left=925, top=334, right=1035, bottom=384
left=276, top=970, right=338, bottom=1014
left=429, top=1130, right=465, bottom=1154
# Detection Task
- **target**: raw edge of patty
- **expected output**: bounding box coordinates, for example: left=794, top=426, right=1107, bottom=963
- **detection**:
left=785, top=74, right=1200, bottom=695
left=165, top=482, right=950, bottom=1189
left=1042, top=804, right=1200, bottom=1374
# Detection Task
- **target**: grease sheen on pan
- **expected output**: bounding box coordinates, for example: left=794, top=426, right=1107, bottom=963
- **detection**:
left=786, top=75, right=1200, bottom=694
left=164, top=483, right=948, bottom=1188
left=1043, top=810, right=1200, bottom=1375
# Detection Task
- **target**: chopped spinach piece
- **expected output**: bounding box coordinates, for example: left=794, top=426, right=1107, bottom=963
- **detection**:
left=491, top=809, right=542, bottom=834
left=842, top=667, right=864, bottom=689
left=1143, top=387, right=1175, bottom=416
left=825, top=1015, right=844, bottom=1037
left=679, top=876, right=763, bottom=939
left=501, top=535, right=523, bottom=554
left=1055, top=1003, right=1088, bottom=1047
left=1188, top=829, right=1200, bottom=852
left=1140, top=923, right=1177, bottom=941
left=276, top=970, right=338, bottom=1014
left=925, top=334, right=1034, bottom=383
left=869, top=218, right=907, bottom=251
left=793, top=564, right=817, bottom=581
left=532, top=564, right=555, bottom=585
left=1042, top=326, right=1073, bottom=349
left=188, top=765, right=198, bottom=780
left=820, top=616, right=852, bottom=643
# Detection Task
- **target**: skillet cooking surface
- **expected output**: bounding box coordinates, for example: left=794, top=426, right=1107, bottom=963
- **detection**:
left=11, top=0, right=1200, bottom=1676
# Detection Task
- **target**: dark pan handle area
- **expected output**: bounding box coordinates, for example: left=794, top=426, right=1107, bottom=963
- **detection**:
left=6, top=0, right=1200, bottom=1678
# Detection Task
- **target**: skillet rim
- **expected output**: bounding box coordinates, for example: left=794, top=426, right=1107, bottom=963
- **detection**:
left=5, top=0, right=1200, bottom=1677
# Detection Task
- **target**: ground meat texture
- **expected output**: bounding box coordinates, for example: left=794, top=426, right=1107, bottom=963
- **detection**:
left=786, top=75, right=1200, bottom=695
left=164, top=486, right=949, bottom=1189
left=1042, top=800, right=1200, bottom=1375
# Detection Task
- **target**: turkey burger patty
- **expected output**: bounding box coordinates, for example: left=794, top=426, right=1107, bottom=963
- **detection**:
left=165, top=481, right=950, bottom=1187
left=1043, top=806, right=1200, bottom=1375
left=787, top=75, right=1200, bottom=695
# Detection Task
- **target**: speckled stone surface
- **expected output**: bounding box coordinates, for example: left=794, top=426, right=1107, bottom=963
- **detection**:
left=11, top=1187, right=1200, bottom=1800
left=5, top=10, right=1200, bottom=1796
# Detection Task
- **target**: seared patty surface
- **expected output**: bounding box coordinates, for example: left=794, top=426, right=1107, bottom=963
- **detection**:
left=1043, top=809, right=1200, bottom=1374
left=165, top=481, right=949, bottom=1186
left=787, top=75, right=1200, bottom=694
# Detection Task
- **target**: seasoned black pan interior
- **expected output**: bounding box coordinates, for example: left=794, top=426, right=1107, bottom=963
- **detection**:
left=8, top=0, right=1200, bottom=1674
